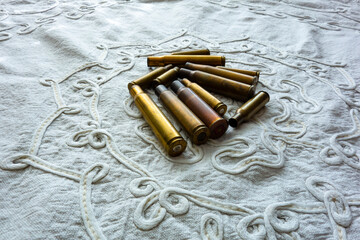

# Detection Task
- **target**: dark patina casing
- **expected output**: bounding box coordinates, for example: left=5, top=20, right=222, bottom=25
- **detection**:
left=147, top=55, right=225, bottom=67
left=185, top=62, right=257, bottom=86
left=229, top=91, right=270, bottom=128
left=170, top=80, right=228, bottom=139
left=171, top=49, right=210, bottom=55
left=128, top=64, right=173, bottom=90
left=155, top=85, right=210, bottom=145
left=179, top=68, right=255, bottom=102
left=181, top=78, right=227, bottom=116
left=129, top=85, right=187, bottom=156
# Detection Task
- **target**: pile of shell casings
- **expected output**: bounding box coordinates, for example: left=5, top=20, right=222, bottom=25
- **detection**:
left=128, top=49, right=270, bottom=157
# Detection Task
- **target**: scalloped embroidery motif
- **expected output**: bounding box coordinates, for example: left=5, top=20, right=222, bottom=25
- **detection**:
left=1, top=3, right=360, bottom=239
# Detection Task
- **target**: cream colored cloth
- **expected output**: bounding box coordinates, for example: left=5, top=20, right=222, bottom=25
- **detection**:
left=1, top=1, right=360, bottom=239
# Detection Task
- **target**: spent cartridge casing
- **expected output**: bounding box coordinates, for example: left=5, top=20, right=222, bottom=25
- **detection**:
left=128, top=64, right=173, bottom=90
left=179, top=68, right=255, bottom=102
left=229, top=91, right=270, bottom=128
left=147, top=55, right=225, bottom=67
left=181, top=78, right=227, bottom=116
left=185, top=62, right=257, bottom=86
left=129, top=85, right=187, bottom=156
left=155, top=85, right=210, bottom=145
left=151, top=67, right=179, bottom=88
left=170, top=80, right=228, bottom=139
left=217, top=66, right=260, bottom=81
left=171, top=49, right=210, bottom=55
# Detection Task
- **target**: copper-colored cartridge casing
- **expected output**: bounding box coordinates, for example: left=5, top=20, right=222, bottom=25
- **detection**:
left=171, top=49, right=210, bottom=55
left=185, top=62, right=257, bottom=86
left=129, top=85, right=187, bottom=156
left=181, top=78, right=227, bottom=116
left=147, top=55, right=225, bottom=67
left=179, top=68, right=255, bottom=102
left=229, top=91, right=270, bottom=128
left=155, top=85, right=210, bottom=145
left=170, top=80, right=228, bottom=139
left=217, top=66, right=260, bottom=81
left=151, top=67, right=179, bottom=88
left=128, top=64, right=173, bottom=90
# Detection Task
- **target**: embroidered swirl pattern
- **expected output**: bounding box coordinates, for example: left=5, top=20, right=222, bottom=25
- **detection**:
left=1, top=1, right=359, bottom=239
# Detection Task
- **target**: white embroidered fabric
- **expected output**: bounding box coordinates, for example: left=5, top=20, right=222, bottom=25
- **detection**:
left=1, top=1, right=360, bottom=239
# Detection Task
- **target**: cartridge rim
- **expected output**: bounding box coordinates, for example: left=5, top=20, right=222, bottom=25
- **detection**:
left=214, top=103, right=227, bottom=116
left=192, top=125, right=210, bottom=145
left=209, top=118, right=228, bottom=139
left=167, top=137, right=187, bottom=157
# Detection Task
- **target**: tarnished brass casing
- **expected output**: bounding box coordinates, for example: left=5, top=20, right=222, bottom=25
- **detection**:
left=229, top=91, right=270, bottom=128
left=129, top=85, right=187, bottom=156
left=151, top=67, right=179, bottom=88
left=185, top=62, right=257, bottom=86
left=179, top=68, right=255, bottom=102
left=147, top=55, right=225, bottom=67
left=155, top=85, right=210, bottom=145
left=217, top=66, right=260, bottom=81
left=170, top=81, right=228, bottom=139
left=181, top=78, right=227, bottom=116
left=171, top=49, right=210, bottom=55
left=128, top=65, right=172, bottom=90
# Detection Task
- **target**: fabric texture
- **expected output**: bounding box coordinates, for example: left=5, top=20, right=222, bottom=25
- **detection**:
left=1, top=0, right=360, bottom=239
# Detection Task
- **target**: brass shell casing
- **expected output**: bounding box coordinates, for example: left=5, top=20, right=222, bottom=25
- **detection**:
left=229, top=91, right=270, bottom=128
left=151, top=67, right=179, bottom=88
left=217, top=66, right=260, bottom=81
left=147, top=55, right=225, bottom=67
left=129, top=85, right=187, bottom=156
left=128, top=64, right=173, bottom=90
left=179, top=68, right=255, bottom=102
left=181, top=78, right=227, bottom=116
left=155, top=85, right=210, bottom=145
left=185, top=62, right=257, bottom=86
left=170, top=81, right=228, bottom=139
left=171, top=49, right=210, bottom=55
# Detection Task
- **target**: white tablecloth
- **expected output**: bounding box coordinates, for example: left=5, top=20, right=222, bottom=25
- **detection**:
left=1, top=1, right=360, bottom=239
